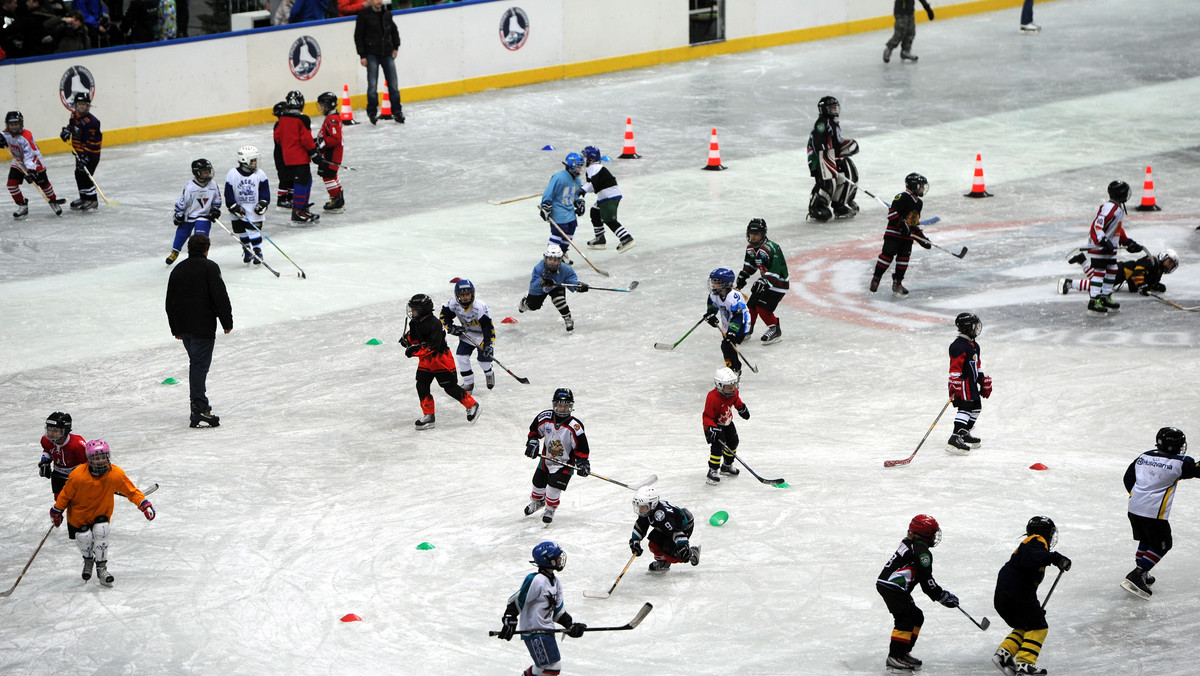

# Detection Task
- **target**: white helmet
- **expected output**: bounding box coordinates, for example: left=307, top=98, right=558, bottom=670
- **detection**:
left=714, top=367, right=739, bottom=395
left=1159, top=248, right=1179, bottom=274
left=237, top=145, right=260, bottom=171
left=543, top=244, right=564, bottom=260
left=633, top=486, right=660, bottom=516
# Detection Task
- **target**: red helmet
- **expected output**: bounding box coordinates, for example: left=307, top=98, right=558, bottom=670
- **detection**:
left=908, top=514, right=942, bottom=547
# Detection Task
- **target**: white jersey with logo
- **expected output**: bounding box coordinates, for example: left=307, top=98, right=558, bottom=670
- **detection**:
left=441, top=298, right=493, bottom=339
left=2, top=129, right=47, bottom=172
left=530, top=412, right=587, bottom=475
left=174, top=179, right=222, bottom=224
left=508, top=570, right=564, bottom=633
left=224, top=167, right=269, bottom=225
left=1127, top=450, right=1198, bottom=520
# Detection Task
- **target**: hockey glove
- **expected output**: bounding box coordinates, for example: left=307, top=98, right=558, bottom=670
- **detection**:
left=308, top=148, right=322, bottom=165
left=573, top=198, right=586, bottom=216
left=229, top=203, right=247, bottom=217
left=60, top=126, right=72, bottom=143
left=980, top=375, right=993, bottom=399
left=28, top=170, right=47, bottom=186
left=726, top=327, right=745, bottom=345
left=705, top=426, right=722, bottom=445
left=75, top=154, right=89, bottom=172
left=497, top=614, right=517, bottom=641
left=207, top=207, right=221, bottom=221
left=735, top=277, right=747, bottom=291
left=925, top=6, right=934, bottom=21
left=50, top=507, right=63, bottom=527
left=938, top=590, right=959, bottom=608
left=0, top=135, right=7, bottom=148
left=629, top=539, right=643, bottom=557
left=173, top=213, right=185, bottom=227
left=565, top=622, right=587, bottom=638
left=404, top=345, right=419, bottom=358
left=538, top=203, right=552, bottom=222
left=445, top=324, right=464, bottom=336
left=575, top=458, right=590, bottom=477
left=1054, top=555, right=1072, bottom=572
left=1098, top=240, right=1116, bottom=255
left=948, top=373, right=967, bottom=400
left=674, top=541, right=693, bottom=562
left=399, top=334, right=411, bottom=348
left=1151, top=282, right=1167, bottom=293
left=704, top=313, right=719, bottom=328
left=1125, top=240, right=1144, bottom=254
left=254, top=200, right=269, bottom=215
left=139, top=499, right=156, bottom=521
left=737, top=404, right=750, bottom=420
left=524, top=438, right=540, bottom=459
left=479, top=344, right=494, bottom=360
left=38, top=458, right=52, bottom=478
left=575, top=283, right=589, bottom=293
left=751, top=278, right=769, bottom=296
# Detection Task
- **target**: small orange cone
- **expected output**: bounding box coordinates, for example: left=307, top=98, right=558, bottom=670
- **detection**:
left=1135, top=165, right=1161, bottom=211
left=340, top=613, right=362, bottom=622
left=1029, top=463, right=1048, bottom=471
left=340, top=84, right=358, bottom=125
left=964, top=154, right=992, bottom=197
left=702, top=128, right=726, bottom=171
left=380, top=91, right=393, bottom=121
left=501, top=317, right=518, bottom=324
left=618, top=117, right=640, bottom=159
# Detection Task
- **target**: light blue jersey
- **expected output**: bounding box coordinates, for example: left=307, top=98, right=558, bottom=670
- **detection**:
left=540, top=170, right=582, bottom=225
left=528, top=261, right=581, bottom=295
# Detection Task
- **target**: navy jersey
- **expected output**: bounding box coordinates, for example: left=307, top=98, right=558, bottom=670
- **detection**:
left=885, top=191, right=924, bottom=241
left=995, top=534, right=1063, bottom=598
left=948, top=335, right=983, bottom=400
left=632, top=500, right=693, bottom=548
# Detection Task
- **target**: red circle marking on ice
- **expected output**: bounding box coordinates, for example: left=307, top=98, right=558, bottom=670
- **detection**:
left=341, top=614, right=362, bottom=622
left=1029, top=463, right=1048, bottom=471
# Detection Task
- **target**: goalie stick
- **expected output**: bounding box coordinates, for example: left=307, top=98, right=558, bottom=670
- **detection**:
left=491, top=602, right=653, bottom=635
left=538, top=454, right=656, bottom=491
left=582, top=552, right=638, bottom=599
left=884, top=399, right=952, bottom=467
left=654, top=316, right=707, bottom=351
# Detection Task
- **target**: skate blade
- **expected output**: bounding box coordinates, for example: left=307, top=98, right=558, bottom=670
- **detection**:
left=1121, top=579, right=1151, bottom=599
left=761, top=337, right=783, bottom=345
left=586, top=243, right=606, bottom=250
left=968, top=441, right=982, bottom=449
left=944, top=445, right=971, bottom=456
left=322, top=207, right=345, bottom=214
left=617, top=242, right=637, bottom=253
left=706, top=478, right=720, bottom=486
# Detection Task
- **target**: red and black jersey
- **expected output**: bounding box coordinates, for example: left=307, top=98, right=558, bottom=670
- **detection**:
left=40, top=432, right=88, bottom=476
left=317, top=113, right=344, bottom=167
left=68, top=111, right=102, bottom=156
left=876, top=537, right=947, bottom=601
left=885, top=190, right=924, bottom=241
left=948, top=335, right=983, bottom=399
left=702, top=388, right=745, bottom=428
left=403, top=313, right=450, bottom=358
left=273, top=111, right=315, bottom=166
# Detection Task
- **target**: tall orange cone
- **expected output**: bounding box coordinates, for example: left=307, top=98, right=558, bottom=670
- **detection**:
left=1135, top=165, right=1161, bottom=211
left=380, top=91, right=393, bottom=121
left=702, top=128, right=726, bottom=171
left=964, top=154, right=992, bottom=198
left=340, top=84, right=358, bottom=125
left=618, top=117, right=640, bottom=159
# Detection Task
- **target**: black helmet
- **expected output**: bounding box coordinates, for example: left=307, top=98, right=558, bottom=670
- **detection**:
left=45, top=411, right=72, bottom=440
left=1025, top=516, right=1058, bottom=548
left=551, top=387, right=575, bottom=421
left=818, top=95, right=839, bottom=117
left=407, top=293, right=434, bottom=318
left=905, top=172, right=928, bottom=197
left=1155, top=426, right=1187, bottom=455
left=272, top=101, right=287, bottom=118
left=954, top=312, right=982, bottom=339
left=73, top=92, right=91, bottom=107
left=5, top=110, right=23, bottom=128
left=191, top=158, right=213, bottom=184
left=1107, top=180, right=1131, bottom=204
left=746, top=218, right=767, bottom=242
left=317, top=91, right=338, bottom=115
left=285, top=90, right=305, bottom=110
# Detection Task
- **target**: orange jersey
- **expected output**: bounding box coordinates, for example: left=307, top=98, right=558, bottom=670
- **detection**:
left=54, top=464, right=146, bottom=529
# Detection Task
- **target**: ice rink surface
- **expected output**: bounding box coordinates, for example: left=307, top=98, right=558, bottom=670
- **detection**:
left=2, top=0, right=1200, bottom=673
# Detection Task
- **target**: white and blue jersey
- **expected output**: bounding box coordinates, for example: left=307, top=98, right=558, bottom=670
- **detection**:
left=540, top=169, right=582, bottom=225
left=223, top=167, right=270, bottom=225
left=174, top=179, right=222, bottom=224
left=1125, top=450, right=1199, bottom=520
left=509, top=570, right=565, bottom=633
left=707, top=289, right=751, bottom=338
left=528, top=262, right=580, bottom=296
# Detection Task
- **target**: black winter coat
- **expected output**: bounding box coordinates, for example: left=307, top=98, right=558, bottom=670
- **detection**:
left=166, top=255, right=233, bottom=338
left=354, top=6, right=399, bottom=58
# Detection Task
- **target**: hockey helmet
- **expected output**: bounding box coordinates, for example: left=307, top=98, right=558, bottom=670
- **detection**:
left=543, top=244, right=564, bottom=269
left=563, top=152, right=584, bottom=177
left=954, top=312, right=982, bottom=339
left=1107, top=180, right=1131, bottom=204
left=709, top=268, right=736, bottom=297
left=905, top=172, right=928, bottom=197
left=908, top=514, right=942, bottom=547
left=454, top=279, right=476, bottom=308
left=1025, top=516, right=1058, bottom=549
left=272, top=101, right=287, bottom=118
left=1155, top=426, right=1187, bottom=455
left=285, top=90, right=306, bottom=111
left=191, top=158, right=213, bottom=185
left=5, top=110, right=23, bottom=132
left=237, top=145, right=260, bottom=171
left=531, top=541, right=566, bottom=570
left=581, top=145, right=602, bottom=164
left=633, top=485, right=660, bottom=516
left=746, top=218, right=767, bottom=244
left=818, top=95, right=839, bottom=117
left=317, top=91, right=338, bottom=116
left=85, top=439, right=111, bottom=477
left=72, top=92, right=92, bottom=111
left=45, top=411, right=72, bottom=441
left=1158, top=249, right=1179, bottom=274
left=714, top=367, right=739, bottom=396
left=551, top=387, right=574, bottom=421
left=407, top=293, right=434, bottom=319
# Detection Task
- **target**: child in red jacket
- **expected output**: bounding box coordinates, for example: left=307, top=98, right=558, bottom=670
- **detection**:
left=272, top=90, right=320, bottom=224
left=314, top=91, right=345, bottom=213
left=702, top=367, right=750, bottom=485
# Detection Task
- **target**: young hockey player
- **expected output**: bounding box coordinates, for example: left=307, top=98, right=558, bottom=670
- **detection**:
left=1059, top=249, right=1178, bottom=296
left=1083, top=180, right=1144, bottom=314
left=166, top=158, right=222, bottom=265
left=807, top=96, right=859, bottom=221
left=580, top=145, right=635, bottom=252
left=314, top=91, right=345, bottom=213
left=223, top=145, right=271, bottom=265
left=884, top=0, right=934, bottom=63
left=60, top=92, right=102, bottom=211
left=273, top=90, right=320, bottom=224
left=522, top=388, right=589, bottom=525
left=538, top=152, right=584, bottom=258
left=39, top=411, right=87, bottom=498
left=399, top=293, right=480, bottom=430
left=702, top=367, right=750, bottom=485
left=947, top=312, right=991, bottom=454
left=518, top=245, right=589, bottom=333
left=704, top=267, right=751, bottom=374
left=870, top=172, right=932, bottom=297
left=875, top=514, right=959, bottom=673
left=1122, top=427, right=1195, bottom=599
left=630, top=486, right=700, bottom=572
left=439, top=278, right=496, bottom=392
left=735, top=218, right=789, bottom=344
left=51, top=439, right=155, bottom=588
left=271, top=101, right=293, bottom=209
left=992, top=516, right=1072, bottom=676
left=1, top=110, right=63, bottom=218
left=495, top=541, right=587, bottom=675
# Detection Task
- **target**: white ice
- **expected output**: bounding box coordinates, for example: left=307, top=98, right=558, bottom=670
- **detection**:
left=2, top=0, right=1200, bottom=673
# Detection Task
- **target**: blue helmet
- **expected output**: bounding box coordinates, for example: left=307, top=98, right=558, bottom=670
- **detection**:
left=563, top=152, right=584, bottom=177
left=582, top=146, right=602, bottom=164
left=454, top=279, right=475, bottom=308
left=709, top=267, right=736, bottom=294
left=531, top=541, right=565, bottom=570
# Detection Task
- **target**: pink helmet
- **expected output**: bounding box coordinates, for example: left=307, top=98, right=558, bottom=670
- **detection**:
left=85, top=439, right=111, bottom=476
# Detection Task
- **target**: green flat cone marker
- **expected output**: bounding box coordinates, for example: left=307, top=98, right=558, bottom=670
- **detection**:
left=365, top=338, right=382, bottom=345
left=416, top=542, right=436, bottom=550
left=773, top=482, right=790, bottom=489
left=709, top=510, right=729, bottom=527
left=161, top=377, right=179, bottom=385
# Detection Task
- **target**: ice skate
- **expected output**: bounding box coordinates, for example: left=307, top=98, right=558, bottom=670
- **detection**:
left=564, top=315, right=574, bottom=332
left=81, top=556, right=94, bottom=581
left=587, top=235, right=606, bottom=249
left=1066, top=252, right=1086, bottom=266
left=883, top=46, right=893, bottom=63
left=648, top=559, right=671, bottom=572
left=760, top=324, right=782, bottom=345
left=414, top=414, right=436, bottom=430
left=518, top=296, right=529, bottom=313
left=189, top=409, right=220, bottom=428
left=1087, top=297, right=1108, bottom=315
left=719, top=462, right=740, bottom=476
left=1122, top=568, right=1152, bottom=599
left=463, top=382, right=474, bottom=393
left=1057, top=278, right=1072, bottom=295
left=900, top=51, right=918, bottom=62
left=1014, top=663, right=1046, bottom=675
left=466, top=401, right=481, bottom=423
left=992, top=648, right=1015, bottom=675
left=13, top=201, right=28, bottom=219
left=892, top=280, right=909, bottom=298
left=252, top=247, right=263, bottom=265
left=291, top=209, right=320, bottom=225
left=870, top=276, right=881, bottom=293
left=960, top=430, right=982, bottom=449
left=898, top=654, right=922, bottom=671
left=833, top=202, right=857, bottom=218
left=1020, top=23, right=1041, bottom=33
left=80, top=196, right=98, bottom=211
left=95, top=561, right=113, bottom=588
left=562, top=253, right=573, bottom=265
left=242, top=247, right=254, bottom=264
left=165, top=251, right=179, bottom=265
left=70, top=196, right=89, bottom=210
left=542, top=506, right=556, bottom=525
left=485, top=371, right=495, bottom=390
left=323, top=193, right=345, bottom=213
left=706, top=468, right=721, bottom=485
left=50, top=200, right=62, bottom=216
left=616, top=236, right=636, bottom=253
left=946, top=433, right=972, bottom=455
left=276, top=194, right=293, bottom=210
left=886, top=655, right=915, bottom=672
left=524, top=499, right=545, bottom=516
left=1099, top=294, right=1120, bottom=311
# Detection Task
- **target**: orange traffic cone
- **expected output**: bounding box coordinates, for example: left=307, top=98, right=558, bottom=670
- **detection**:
left=340, top=84, right=358, bottom=125
left=1135, top=165, right=1161, bottom=211
left=702, top=128, right=726, bottom=171
left=618, top=117, right=640, bottom=159
left=380, top=91, right=393, bottom=121
left=964, top=154, right=992, bottom=198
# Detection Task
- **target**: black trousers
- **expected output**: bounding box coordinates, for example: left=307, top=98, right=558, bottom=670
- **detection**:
left=181, top=333, right=215, bottom=412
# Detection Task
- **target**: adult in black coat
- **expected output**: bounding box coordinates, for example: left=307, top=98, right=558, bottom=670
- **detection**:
left=165, top=234, right=233, bottom=427
left=354, top=0, right=402, bottom=124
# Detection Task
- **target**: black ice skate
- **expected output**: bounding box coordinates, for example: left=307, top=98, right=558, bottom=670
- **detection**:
left=252, top=247, right=263, bottom=265
left=885, top=655, right=915, bottom=672
left=719, top=462, right=740, bottom=476
left=946, top=433, right=972, bottom=455
left=870, top=276, right=882, bottom=293
left=165, top=251, right=179, bottom=265
left=323, top=193, right=345, bottom=213
left=276, top=194, right=293, bottom=210
left=706, top=468, right=721, bottom=485
left=1122, top=568, right=1152, bottom=599
left=563, top=315, right=574, bottom=332
left=1087, top=297, right=1108, bottom=315
left=524, top=499, right=545, bottom=516
left=587, top=235, right=606, bottom=249
left=190, top=409, right=220, bottom=428
left=616, top=236, right=636, bottom=253
left=1066, top=252, right=1086, bottom=265
left=1098, top=294, right=1120, bottom=311
left=542, top=506, right=556, bottom=525
left=900, top=51, right=918, bottom=62
left=414, top=414, right=436, bottom=431
left=648, top=559, right=671, bottom=572
left=518, top=297, right=529, bottom=313
left=892, top=280, right=909, bottom=298
left=82, top=556, right=94, bottom=581
left=960, top=430, right=982, bottom=449
left=242, top=246, right=254, bottom=264
left=95, top=561, right=114, bottom=587
left=485, top=371, right=495, bottom=390
left=760, top=324, right=782, bottom=345
left=992, top=648, right=1015, bottom=674
left=1057, top=278, right=1072, bottom=295
left=291, top=209, right=320, bottom=225
left=1014, top=663, right=1047, bottom=675
left=833, top=202, right=858, bottom=218
left=466, top=402, right=481, bottom=423
left=70, top=196, right=89, bottom=210
left=13, top=200, right=28, bottom=219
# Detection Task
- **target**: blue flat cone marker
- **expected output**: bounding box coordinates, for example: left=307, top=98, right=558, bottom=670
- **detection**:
left=161, top=377, right=179, bottom=385
left=365, top=338, right=382, bottom=345
left=601, top=155, right=612, bottom=162
left=416, top=542, right=436, bottom=550
left=541, top=145, right=556, bottom=151
left=773, top=482, right=790, bottom=489
left=709, top=510, right=729, bottom=527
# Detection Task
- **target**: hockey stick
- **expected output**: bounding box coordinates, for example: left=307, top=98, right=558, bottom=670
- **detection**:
left=654, top=316, right=707, bottom=351
left=538, top=454, right=656, bottom=491
left=487, top=193, right=540, bottom=205
left=458, top=332, right=530, bottom=384
left=1147, top=292, right=1200, bottom=312
left=562, top=281, right=639, bottom=293
left=720, top=441, right=785, bottom=485
left=116, top=483, right=159, bottom=499
left=550, top=220, right=610, bottom=278
left=832, top=169, right=962, bottom=256
left=244, top=221, right=307, bottom=279
left=884, top=399, right=952, bottom=467
left=69, top=149, right=117, bottom=206
left=212, top=219, right=281, bottom=277
left=583, top=553, right=638, bottom=599
left=912, top=234, right=968, bottom=259
left=6, top=159, right=64, bottom=214
left=713, top=325, right=758, bottom=374
left=491, top=602, right=653, bottom=635
left=1041, top=568, right=1064, bottom=610
left=958, top=605, right=990, bottom=631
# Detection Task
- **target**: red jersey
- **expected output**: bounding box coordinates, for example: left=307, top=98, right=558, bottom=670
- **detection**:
left=273, top=113, right=315, bottom=166
left=40, top=432, right=88, bottom=476
left=703, top=387, right=744, bottom=428
left=317, top=114, right=344, bottom=166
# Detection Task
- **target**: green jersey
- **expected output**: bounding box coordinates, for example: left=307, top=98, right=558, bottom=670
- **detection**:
left=737, top=238, right=790, bottom=292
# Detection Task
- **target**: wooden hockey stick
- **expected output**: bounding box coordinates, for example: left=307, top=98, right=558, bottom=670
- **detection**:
left=654, top=316, right=706, bottom=351
left=583, top=553, right=638, bottom=599
left=884, top=399, right=952, bottom=467
left=550, top=220, right=610, bottom=277
left=538, top=454, right=656, bottom=491
left=912, top=234, right=968, bottom=259
left=487, top=193, right=539, bottom=205
left=70, top=149, right=117, bottom=205
left=1147, top=293, right=1200, bottom=312
left=491, top=602, right=653, bottom=635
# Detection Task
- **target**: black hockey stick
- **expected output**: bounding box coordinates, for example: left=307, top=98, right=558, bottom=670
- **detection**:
left=713, top=325, right=758, bottom=374
left=831, top=170, right=938, bottom=226
left=583, top=553, right=638, bottom=599
left=1147, top=293, right=1200, bottom=312
left=719, top=442, right=785, bottom=485
left=213, top=219, right=281, bottom=277
left=562, top=281, right=639, bottom=293
left=245, top=221, right=307, bottom=278
left=550, top=220, right=610, bottom=277
left=912, top=235, right=967, bottom=259
left=458, top=332, right=530, bottom=384
left=1041, top=568, right=1065, bottom=610
left=538, top=454, right=657, bottom=491
left=654, top=316, right=706, bottom=351
left=884, top=399, right=952, bottom=467
left=490, top=602, right=653, bottom=635
left=958, top=605, right=990, bottom=631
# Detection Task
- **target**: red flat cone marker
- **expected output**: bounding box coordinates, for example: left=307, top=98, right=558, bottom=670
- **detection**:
left=340, top=613, right=362, bottom=622
left=501, top=317, right=518, bottom=324
left=1029, top=463, right=1048, bottom=471
left=450, top=277, right=462, bottom=284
